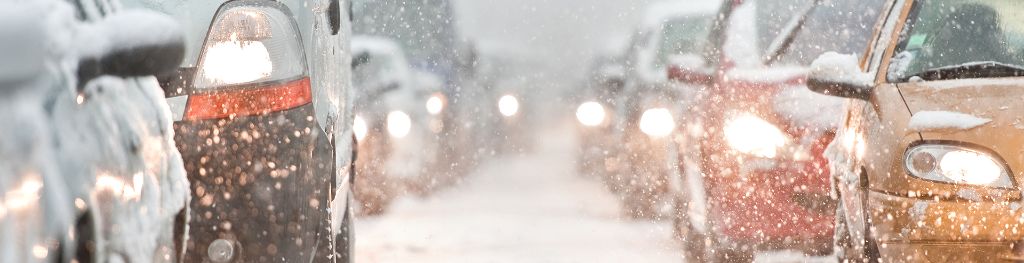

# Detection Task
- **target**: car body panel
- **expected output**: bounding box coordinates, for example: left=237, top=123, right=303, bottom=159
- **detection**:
left=827, top=0, right=1024, bottom=261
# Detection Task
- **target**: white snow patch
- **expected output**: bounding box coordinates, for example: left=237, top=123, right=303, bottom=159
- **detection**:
left=908, top=111, right=991, bottom=133
left=809, top=52, right=872, bottom=87
left=77, top=9, right=183, bottom=59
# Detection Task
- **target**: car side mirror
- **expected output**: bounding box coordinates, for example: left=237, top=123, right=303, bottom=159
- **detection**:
left=806, top=52, right=873, bottom=100
left=77, top=10, right=185, bottom=88
left=667, top=54, right=712, bottom=86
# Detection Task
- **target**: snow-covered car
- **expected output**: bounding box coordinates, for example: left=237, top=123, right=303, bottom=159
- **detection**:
left=809, top=0, right=1024, bottom=261
left=611, top=1, right=719, bottom=218
left=351, top=36, right=448, bottom=215
left=575, top=53, right=626, bottom=180
left=0, top=0, right=189, bottom=262
left=120, top=0, right=356, bottom=261
left=666, top=0, right=883, bottom=260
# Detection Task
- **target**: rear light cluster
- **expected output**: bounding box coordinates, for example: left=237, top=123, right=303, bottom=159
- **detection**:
left=185, top=1, right=310, bottom=121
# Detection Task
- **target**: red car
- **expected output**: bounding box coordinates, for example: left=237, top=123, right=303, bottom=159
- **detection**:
left=668, top=0, right=883, bottom=260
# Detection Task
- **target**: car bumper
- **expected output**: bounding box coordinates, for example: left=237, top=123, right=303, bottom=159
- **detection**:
left=869, top=191, right=1024, bottom=262
left=173, top=103, right=334, bottom=262
left=708, top=155, right=835, bottom=250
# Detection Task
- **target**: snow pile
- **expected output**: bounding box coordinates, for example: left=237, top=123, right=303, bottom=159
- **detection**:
left=809, top=52, right=872, bottom=87
left=908, top=111, right=992, bottom=132
left=773, top=85, right=848, bottom=128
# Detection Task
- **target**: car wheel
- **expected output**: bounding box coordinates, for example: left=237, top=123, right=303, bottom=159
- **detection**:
left=334, top=193, right=355, bottom=263
left=74, top=211, right=97, bottom=263
left=673, top=196, right=708, bottom=262
left=834, top=187, right=880, bottom=263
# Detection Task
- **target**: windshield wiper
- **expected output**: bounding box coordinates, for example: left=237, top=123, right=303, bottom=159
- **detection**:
left=906, top=61, right=1024, bottom=81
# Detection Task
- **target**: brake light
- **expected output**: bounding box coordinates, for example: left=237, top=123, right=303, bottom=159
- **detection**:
left=184, top=77, right=311, bottom=120
left=185, top=1, right=309, bottom=120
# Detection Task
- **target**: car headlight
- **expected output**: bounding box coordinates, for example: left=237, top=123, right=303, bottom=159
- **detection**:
left=426, top=93, right=445, bottom=115
left=498, top=95, right=519, bottom=117
left=576, top=101, right=605, bottom=127
left=724, top=115, right=787, bottom=158
left=353, top=115, right=368, bottom=142
left=639, top=108, right=675, bottom=137
left=386, top=111, right=411, bottom=138
left=905, top=144, right=1012, bottom=188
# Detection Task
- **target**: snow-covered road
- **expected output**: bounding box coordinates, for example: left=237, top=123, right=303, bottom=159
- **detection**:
left=353, top=124, right=834, bottom=263
left=354, top=126, right=683, bottom=263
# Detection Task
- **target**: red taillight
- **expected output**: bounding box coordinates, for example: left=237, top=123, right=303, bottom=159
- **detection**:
left=184, top=77, right=312, bottom=121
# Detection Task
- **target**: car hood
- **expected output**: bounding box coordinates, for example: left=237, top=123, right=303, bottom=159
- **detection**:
left=898, top=77, right=1024, bottom=190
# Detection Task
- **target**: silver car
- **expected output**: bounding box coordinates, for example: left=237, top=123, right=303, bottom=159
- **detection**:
left=121, top=0, right=356, bottom=261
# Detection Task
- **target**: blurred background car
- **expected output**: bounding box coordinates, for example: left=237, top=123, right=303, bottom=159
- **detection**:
left=351, top=36, right=448, bottom=215
left=0, top=0, right=188, bottom=262
left=667, top=0, right=884, bottom=261
left=574, top=51, right=626, bottom=181
left=811, top=0, right=1024, bottom=261
left=610, top=1, right=720, bottom=219
left=122, top=0, right=357, bottom=261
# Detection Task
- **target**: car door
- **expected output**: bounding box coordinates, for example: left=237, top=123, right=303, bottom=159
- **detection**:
left=833, top=0, right=908, bottom=247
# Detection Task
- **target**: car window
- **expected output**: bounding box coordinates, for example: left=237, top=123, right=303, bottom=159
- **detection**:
left=888, top=0, right=1024, bottom=80
left=653, top=15, right=714, bottom=70
left=721, top=0, right=808, bottom=68
left=776, top=0, right=886, bottom=66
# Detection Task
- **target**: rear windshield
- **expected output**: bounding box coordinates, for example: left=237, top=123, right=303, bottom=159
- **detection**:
left=653, top=15, right=713, bottom=70
left=888, top=0, right=1024, bottom=80
left=775, top=0, right=886, bottom=65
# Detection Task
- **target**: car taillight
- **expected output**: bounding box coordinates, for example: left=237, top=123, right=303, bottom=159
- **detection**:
left=185, top=1, right=309, bottom=121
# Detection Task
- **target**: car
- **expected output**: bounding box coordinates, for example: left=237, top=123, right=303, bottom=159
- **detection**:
left=667, top=0, right=884, bottom=260
left=0, top=0, right=189, bottom=262
left=120, top=0, right=356, bottom=261
left=612, top=1, right=720, bottom=218
left=351, top=36, right=448, bottom=215
left=575, top=52, right=626, bottom=180
left=808, top=0, right=1024, bottom=261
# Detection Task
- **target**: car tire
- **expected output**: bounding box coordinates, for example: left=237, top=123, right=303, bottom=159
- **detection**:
left=673, top=196, right=708, bottom=262
left=74, top=211, right=97, bottom=263
left=334, top=193, right=355, bottom=263
left=833, top=182, right=880, bottom=263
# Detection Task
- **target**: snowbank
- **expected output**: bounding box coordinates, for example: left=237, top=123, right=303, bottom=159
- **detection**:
left=77, top=9, right=183, bottom=59
left=908, top=111, right=991, bottom=132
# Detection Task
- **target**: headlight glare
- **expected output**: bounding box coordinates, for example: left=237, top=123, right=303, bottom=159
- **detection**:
left=353, top=115, right=367, bottom=141
left=723, top=115, right=787, bottom=158
left=639, top=108, right=675, bottom=137
left=426, top=94, right=445, bottom=115
left=905, top=145, right=1012, bottom=188
left=498, top=95, right=519, bottom=117
left=576, top=101, right=605, bottom=127
left=387, top=111, right=411, bottom=138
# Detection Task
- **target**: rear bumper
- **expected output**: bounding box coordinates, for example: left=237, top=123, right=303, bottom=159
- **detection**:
left=869, top=191, right=1024, bottom=261
left=173, top=103, right=334, bottom=262
left=706, top=152, right=835, bottom=250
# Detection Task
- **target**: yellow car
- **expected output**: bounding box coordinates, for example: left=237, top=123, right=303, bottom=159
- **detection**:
left=808, top=0, right=1024, bottom=261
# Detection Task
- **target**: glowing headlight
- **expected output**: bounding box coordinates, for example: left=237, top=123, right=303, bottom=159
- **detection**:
left=387, top=111, right=411, bottom=138
left=576, top=101, right=606, bottom=127
left=639, top=108, right=675, bottom=137
left=905, top=145, right=1012, bottom=188
left=353, top=115, right=367, bottom=141
left=498, top=95, right=519, bottom=117
left=3, top=178, right=42, bottom=212
left=200, top=37, right=273, bottom=85
left=723, top=115, right=787, bottom=158
left=426, top=94, right=445, bottom=115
